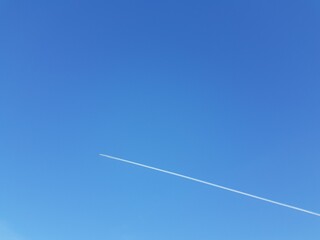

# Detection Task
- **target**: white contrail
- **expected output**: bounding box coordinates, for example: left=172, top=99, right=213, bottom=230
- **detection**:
left=99, top=153, right=320, bottom=217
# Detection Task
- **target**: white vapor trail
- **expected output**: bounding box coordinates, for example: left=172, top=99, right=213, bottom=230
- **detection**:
left=99, top=153, right=320, bottom=217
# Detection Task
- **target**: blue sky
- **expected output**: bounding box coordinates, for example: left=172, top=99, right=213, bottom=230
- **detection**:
left=1, top=0, right=320, bottom=239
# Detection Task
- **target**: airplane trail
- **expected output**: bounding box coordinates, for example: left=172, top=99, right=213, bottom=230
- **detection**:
left=99, top=153, right=320, bottom=217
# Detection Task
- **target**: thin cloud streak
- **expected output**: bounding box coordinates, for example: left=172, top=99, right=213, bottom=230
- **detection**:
left=100, top=153, right=320, bottom=217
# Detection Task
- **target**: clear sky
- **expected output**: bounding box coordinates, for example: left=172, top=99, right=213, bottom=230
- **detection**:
left=1, top=0, right=320, bottom=239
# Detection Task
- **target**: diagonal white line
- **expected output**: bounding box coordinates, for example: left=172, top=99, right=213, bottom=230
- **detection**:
left=99, top=153, right=320, bottom=217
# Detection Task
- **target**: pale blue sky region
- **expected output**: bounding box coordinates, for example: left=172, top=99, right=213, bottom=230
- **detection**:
left=1, top=1, right=320, bottom=239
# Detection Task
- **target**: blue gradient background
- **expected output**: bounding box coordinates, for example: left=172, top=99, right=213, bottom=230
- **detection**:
left=1, top=1, right=320, bottom=239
